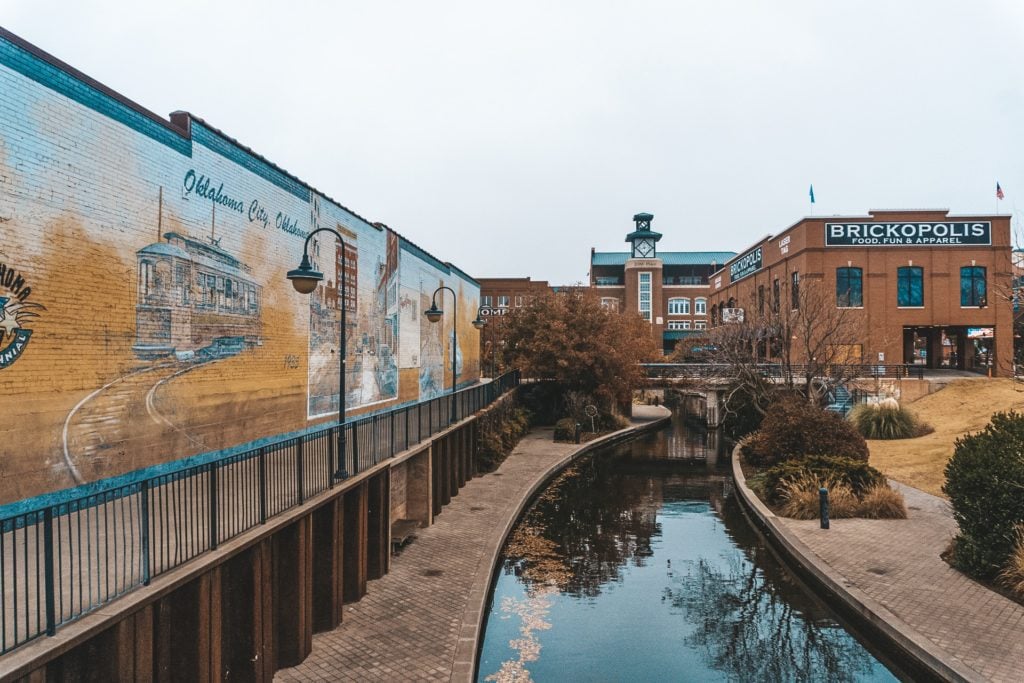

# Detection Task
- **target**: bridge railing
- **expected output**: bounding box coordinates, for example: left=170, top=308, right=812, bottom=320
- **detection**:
left=641, top=363, right=925, bottom=381
left=0, top=370, right=520, bottom=655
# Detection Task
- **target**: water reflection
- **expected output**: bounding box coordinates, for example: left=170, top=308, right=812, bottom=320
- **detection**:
left=477, top=417, right=897, bottom=682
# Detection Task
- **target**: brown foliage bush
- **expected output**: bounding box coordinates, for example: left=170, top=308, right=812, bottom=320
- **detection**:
left=740, top=396, right=869, bottom=467
left=998, top=525, right=1024, bottom=599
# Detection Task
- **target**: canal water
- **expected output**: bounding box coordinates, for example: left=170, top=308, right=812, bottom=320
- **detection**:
left=476, top=410, right=900, bottom=682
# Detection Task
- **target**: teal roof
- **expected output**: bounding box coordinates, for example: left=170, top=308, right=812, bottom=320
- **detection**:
left=592, top=251, right=737, bottom=267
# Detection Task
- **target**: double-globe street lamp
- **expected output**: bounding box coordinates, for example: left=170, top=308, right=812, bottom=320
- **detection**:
left=287, top=227, right=350, bottom=480
left=423, top=286, right=486, bottom=424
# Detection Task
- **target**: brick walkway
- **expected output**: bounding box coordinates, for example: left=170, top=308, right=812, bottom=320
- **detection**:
left=276, top=406, right=669, bottom=682
left=781, top=482, right=1024, bottom=682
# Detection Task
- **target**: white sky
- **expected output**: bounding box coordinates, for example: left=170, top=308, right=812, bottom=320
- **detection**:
left=5, top=1, right=1024, bottom=283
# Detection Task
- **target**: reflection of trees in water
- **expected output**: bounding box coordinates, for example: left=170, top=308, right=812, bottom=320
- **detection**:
left=665, top=499, right=883, bottom=682
left=503, top=455, right=662, bottom=598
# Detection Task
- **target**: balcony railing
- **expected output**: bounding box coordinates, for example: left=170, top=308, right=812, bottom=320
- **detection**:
left=0, top=370, right=520, bottom=655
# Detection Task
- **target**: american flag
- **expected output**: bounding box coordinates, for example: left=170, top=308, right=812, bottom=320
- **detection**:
left=997, top=182, right=1005, bottom=200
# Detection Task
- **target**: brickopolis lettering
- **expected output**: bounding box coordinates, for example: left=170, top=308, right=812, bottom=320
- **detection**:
left=826, top=222, right=991, bottom=247
left=729, top=247, right=763, bottom=282
left=0, top=263, right=44, bottom=370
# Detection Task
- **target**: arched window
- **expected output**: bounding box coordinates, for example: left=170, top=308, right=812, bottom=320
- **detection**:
left=836, top=267, right=863, bottom=307
left=668, top=297, right=690, bottom=315
left=694, top=297, right=707, bottom=315
left=897, top=266, right=924, bottom=307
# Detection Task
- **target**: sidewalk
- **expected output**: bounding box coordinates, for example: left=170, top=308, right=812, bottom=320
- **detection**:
left=781, top=482, right=1024, bottom=682
left=275, top=406, right=669, bottom=682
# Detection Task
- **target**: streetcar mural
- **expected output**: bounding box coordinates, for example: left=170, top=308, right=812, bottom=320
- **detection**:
left=132, top=231, right=263, bottom=360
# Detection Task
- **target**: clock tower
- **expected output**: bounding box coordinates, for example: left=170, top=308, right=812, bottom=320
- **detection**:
left=622, top=212, right=665, bottom=343
left=626, top=212, right=662, bottom=258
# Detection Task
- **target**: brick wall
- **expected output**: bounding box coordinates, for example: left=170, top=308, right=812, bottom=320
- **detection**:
left=0, top=31, right=480, bottom=503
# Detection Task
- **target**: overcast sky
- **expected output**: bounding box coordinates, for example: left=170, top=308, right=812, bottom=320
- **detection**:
left=5, top=1, right=1024, bottom=283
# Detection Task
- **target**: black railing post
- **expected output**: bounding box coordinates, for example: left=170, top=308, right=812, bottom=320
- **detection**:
left=209, top=463, right=219, bottom=550
left=296, top=438, right=305, bottom=504
left=140, top=480, right=151, bottom=585
left=391, top=411, right=396, bottom=457
left=405, top=407, right=410, bottom=451
left=42, top=507, right=56, bottom=636
left=352, top=422, right=360, bottom=475
left=258, top=447, right=268, bottom=522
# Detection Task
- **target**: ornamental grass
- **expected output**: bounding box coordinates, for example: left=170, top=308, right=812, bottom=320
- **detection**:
left=778, top=475, right=859, bottom=519
left=848, top=400, right=929, bottom=440
left=857, top=483, right=908, bottom=519
left=998, top=525, right=1024, bottom=599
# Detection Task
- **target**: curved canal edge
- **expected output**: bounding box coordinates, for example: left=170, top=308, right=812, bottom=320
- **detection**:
left=454, top=404, right=672, bottom=682
left=730, top=448, right=983, bottom=683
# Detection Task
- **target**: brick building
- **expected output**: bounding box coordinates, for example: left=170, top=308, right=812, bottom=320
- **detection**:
left=708, top=209, right=1014, bottom=375
left=589, top=213, right=736, bottom=353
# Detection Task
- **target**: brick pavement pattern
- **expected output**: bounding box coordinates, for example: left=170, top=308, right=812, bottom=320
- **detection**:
left=782, top=482, right=1024, bottom=682
left=275, top=407, right=667, bottom=682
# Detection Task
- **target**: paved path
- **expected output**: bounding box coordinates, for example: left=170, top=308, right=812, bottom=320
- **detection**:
left=781, top=482, right=1024, bottom=682
left=276, top=406, right=669, bottom=682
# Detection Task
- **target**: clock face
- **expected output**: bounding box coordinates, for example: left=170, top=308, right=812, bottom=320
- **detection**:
left=635, top=239, right=654, bottom=257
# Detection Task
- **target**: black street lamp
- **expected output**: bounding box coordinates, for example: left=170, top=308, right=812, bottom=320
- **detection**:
left=287, top=227, right=349, bottom=479
left=424, top=286, right=486, bottom=423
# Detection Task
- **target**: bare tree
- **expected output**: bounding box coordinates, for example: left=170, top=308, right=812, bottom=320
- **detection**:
left=708, top=277, right=867, bottom=415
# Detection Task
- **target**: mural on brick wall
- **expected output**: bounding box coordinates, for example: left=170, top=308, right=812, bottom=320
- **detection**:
left=0, top=33, right=479, bottom=503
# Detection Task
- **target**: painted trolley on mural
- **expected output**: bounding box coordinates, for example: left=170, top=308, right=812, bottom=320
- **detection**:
left=132, top=232, right=263, bottom=360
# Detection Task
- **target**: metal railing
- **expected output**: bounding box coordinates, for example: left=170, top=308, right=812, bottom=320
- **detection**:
left=0, top=370, right=520, bottom=655
left=641, top=363, right=925, bottom=381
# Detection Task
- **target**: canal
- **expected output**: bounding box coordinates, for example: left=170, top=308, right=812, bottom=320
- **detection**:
left=476, top=410, right=900, bottom=682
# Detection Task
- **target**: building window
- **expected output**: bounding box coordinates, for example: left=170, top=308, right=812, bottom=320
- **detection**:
left=695, top=298, right=706, bottom=314
left=515, top=295, right=523, bottom=307
left=791, top=271, right=800, bottom=310
left=667, top=320, right=690, bottom=330
left=140, top=260, right=155, bottom=299
left=694, top=321, right=707, bottom=330
left=960, top=266, right=987, bottom=306
left=668, top=298, right=690, bottom=315
left=481, top=295, right=492, bottom=307
left=772, top=278, right=780, bottom=313
left=601, top=297, right=619, bottom=312
left=758, top=285, right=765, bottom=316
left=497, top=295, right=510, bottom=307
left=897, top=266, right=924, bottom=307
left=836, top=267, right=863, bottom=307
left=638, top=272, right=652, bottom=321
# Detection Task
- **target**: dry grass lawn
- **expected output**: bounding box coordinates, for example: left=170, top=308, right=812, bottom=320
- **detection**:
left=868, top=378, right=1024, bottom=497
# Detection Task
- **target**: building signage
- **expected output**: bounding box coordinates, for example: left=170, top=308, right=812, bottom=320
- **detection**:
left=729, top=247, right=762, bottom=282
left=825, top=222, right=991, bottom=247
left=721, top=307, right=745, bottom=324
left=479, top=307, right=508, bottom=316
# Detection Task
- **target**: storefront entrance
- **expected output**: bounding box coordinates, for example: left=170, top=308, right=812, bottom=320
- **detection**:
left=903, top=326, right=994, bottom=373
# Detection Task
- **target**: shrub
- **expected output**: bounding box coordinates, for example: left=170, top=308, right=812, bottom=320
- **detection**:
left=553, top=418, right=578, bottom=442
left=740, top=397, right=868, bottom=467
left=998, top=525, right=1024, bottom=599
left=759, top=455, right=886, bottom=505
left=477, top=406, right=532, bottom=473
left=944, top=411, right=1024, bottom=581
left=857, top=483, right=908, bottom=519
left=778, top=475, right=859, bottom=519
left=848, top=401, right=928, bottom=440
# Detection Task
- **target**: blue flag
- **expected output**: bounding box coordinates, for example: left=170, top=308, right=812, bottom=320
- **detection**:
left=809, top=184, right=815, bottom=204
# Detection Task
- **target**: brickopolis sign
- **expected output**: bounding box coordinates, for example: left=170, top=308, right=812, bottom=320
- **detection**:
left=825, top=222, right=991, bottom=247
left=729, top=247, right=762, bottom=282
